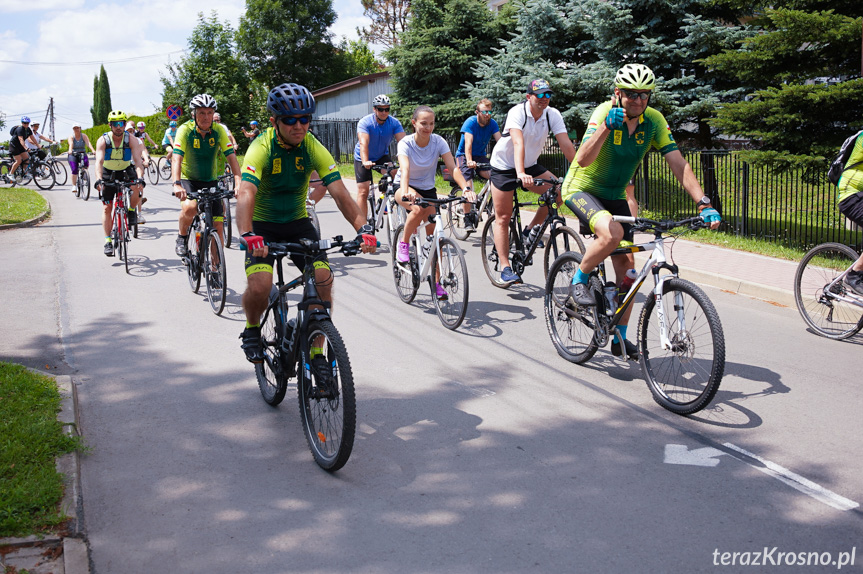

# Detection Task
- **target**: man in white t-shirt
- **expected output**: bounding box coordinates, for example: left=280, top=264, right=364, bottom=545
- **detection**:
left=488, top=79, right=576, bottom=283
left=25, top=122, right=56, bottom=160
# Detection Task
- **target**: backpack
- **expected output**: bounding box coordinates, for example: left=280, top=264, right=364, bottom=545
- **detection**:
left=827, top=130, right=863, bottom=186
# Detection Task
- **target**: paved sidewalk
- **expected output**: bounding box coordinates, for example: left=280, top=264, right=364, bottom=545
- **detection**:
left=339, top=177, right=799, bottom=307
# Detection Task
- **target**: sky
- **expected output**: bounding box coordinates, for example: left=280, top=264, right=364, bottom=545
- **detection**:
left=0, top=0, right=372, bottom=139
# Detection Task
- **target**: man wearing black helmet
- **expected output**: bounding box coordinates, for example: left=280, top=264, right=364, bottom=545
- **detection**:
left=236, top=82, right=377, bottom=365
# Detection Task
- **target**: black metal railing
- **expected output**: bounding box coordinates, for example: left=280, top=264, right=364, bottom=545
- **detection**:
left=310, top=119, right=860, bottom=251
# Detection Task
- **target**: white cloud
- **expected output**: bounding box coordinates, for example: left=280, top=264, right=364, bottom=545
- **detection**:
left=0, top=0, right=85, bottom=14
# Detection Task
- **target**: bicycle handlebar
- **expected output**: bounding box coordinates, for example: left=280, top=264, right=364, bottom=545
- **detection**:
left=176, top=187, right=235, bottom=201
left=412, top=195, right=465, bottom=207
left=615, top=215, right=706, bottom=233
left=239, top=235, right=368, bottom=257
left=371, top=162, right=398, bottom=172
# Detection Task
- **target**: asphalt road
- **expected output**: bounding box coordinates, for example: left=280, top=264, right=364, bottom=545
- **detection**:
left=2, top=180, right=862, bottom=573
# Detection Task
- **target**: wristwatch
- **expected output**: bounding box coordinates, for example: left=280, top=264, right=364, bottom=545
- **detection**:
left=697, top=196, right=712, bottom=210
left=173, top=180, right=182, bottom=186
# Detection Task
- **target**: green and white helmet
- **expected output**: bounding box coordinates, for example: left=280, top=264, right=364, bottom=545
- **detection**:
left=615, top=64, right=656, bottom=90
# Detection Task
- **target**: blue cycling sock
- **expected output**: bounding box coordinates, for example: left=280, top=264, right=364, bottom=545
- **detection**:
left=571, top=267, right=590, bottom=285
left=613, top=325, right=628, bottom=344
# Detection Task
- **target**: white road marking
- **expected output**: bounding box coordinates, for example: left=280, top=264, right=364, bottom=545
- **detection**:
left=664, top=444, right=726, bottom=467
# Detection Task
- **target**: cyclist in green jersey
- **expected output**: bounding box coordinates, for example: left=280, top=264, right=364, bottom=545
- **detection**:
left=562, top=64, right=721, bottom=359
left=837, top=132, right=863, bottom=294
left=171, top=94, right=241, bottom=257
left=237, top=83, right=377, bottom=364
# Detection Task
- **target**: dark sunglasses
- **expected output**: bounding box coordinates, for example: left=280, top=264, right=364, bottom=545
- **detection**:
left=477, top=110, right=491, bottom=115
left=110, top=121, right=125, bottom=127
left=621, top=89, right=651, bottom=101
left=534, top=93, right=552, bottom=99
left=376, top=107, right=391, bottom=112
left=277, top=115, right=312, bottom=126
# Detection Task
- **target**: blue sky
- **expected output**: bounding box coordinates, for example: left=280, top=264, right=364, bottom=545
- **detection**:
left=0, top=0, right=371, bottom=137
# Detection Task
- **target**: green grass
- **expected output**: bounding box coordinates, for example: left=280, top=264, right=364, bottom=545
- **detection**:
left=0, top=187, right=49, bottom=226
left=0, top=362, right=83, bottom=537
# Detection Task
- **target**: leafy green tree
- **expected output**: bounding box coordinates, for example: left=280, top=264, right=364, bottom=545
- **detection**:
left=90, top=65, right=112, bottom=125
left=704, top=3, right=863, bottom=156
left=160, top=12, right=252, bottom=139
left=359, top=0, right=411, bottom=50
left=387, top=0, right=514, bottom=130
left=237, top=0, right=346, bottom=90
left=337, top=38, right=382, bottom=78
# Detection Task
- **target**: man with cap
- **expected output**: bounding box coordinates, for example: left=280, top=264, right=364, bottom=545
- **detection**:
left=488, top=79, right=576, bottom=283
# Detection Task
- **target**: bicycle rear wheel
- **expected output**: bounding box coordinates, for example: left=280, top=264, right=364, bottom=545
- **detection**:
left=158, top=156, right=172, bottom=180
left=307, top=203, right=321, bottom=238
left=204, top=232, right=227, bottom=315
left=638, top=278, right=725, bottom=415
left=480, top=215, right=518, bottom=288
left=543, top=226, right=585, bottom=279
left=544, top=251, right=601, bottom=363
left=298, top=319, right=356, bottom=472
left=33, top=163, right=55, bottom=190
left=52, top=160, right=68, bottom=186
left=794, top=243, right=863, bottom=340
left=446, top=200, right=475, bottom=241
left=116, top=213, right=129, bottom=274
left=186, top=220, right=202, bottom=293
left=256, top=298, right=289, bottom=406
left=432, top=237, right=469, bottom=329
left=221, top=198, right=233, bottom=248
left=146, top=159, right=159, bottom=185
left=81, top=170, right=90, bottom=201
left=391, top=223, right=419, bottom=303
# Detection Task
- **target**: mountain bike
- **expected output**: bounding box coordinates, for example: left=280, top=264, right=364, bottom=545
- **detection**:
left=481, top=176, right=584, bottom=287
left=243, top=235, right=363, bottom=472
left=366, top=163, right=405, bottom=249
left=176, top=182, right=234, bottom=315
left=444, top=162, right=494, bottom=241
left=71, top=152, right=90, bottom=200
left=392, top=195, right=470, bottom=330
left=794, top=242, right=863, bottom=339
left=544, top=215, right=725, bottom=415
left=11, top=156, right=56, bottom=189
left=104, top=179, right=135, bottom=274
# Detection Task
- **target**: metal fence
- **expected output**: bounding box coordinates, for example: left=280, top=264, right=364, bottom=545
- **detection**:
left=311, top=119, right=861, bottom=251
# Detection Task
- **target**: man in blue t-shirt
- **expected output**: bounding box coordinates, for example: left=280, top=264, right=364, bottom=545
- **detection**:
left=353, top=94, right=406, bottom=219
left=455, top=98, right=501, bottom=227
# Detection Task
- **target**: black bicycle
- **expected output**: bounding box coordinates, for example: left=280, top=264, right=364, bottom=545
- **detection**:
left=481, top=176, right=584, bottom=287
left=178, top=182, right=234, bottom=315
left=445, top=162, right=494, bottom=241
left=71, top=152, right=91, bottom=200
left=245, top=235, right=363, bottom=472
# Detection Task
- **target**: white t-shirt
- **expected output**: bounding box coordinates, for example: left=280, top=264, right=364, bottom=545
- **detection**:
left=25, top=130, right=42, bottom=151
left=490, top=102, right=567, bottom=171
left=394, top=133, right=451, bottom=190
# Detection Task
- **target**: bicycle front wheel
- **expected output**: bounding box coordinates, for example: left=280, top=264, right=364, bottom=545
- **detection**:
left=298, top=319, right=356, bottom=472
left=222, top=197, right=233, bottom=248
left=307, top=204, right=321, bottom=238
left=391, top=223, right=419, bottom=303
left=204, top=232, right=227, bottom=315
left=75, top=172, right=83, bottom=198
left=544, top=251, right=601, bottom=364
left=794, top=243, right=863, bottom=340
left=446, top=200, right=474, bottom=241
left=256, top=299, right=289, bottom=406
left=480, top=215, right=518, bottom=288
left=81, top=170, right=90, bottom=201
left=186, top=221, right=202, bottom=293
left=638, top=278, right=725, bottom=415
left=146, top=159, right=159, bottom=185
left=543, top=226, right=585, bottom=279
left=158, top=156, right=172, bottom=180
left=34, top=163, right=55, bottom=190
left=432, top=237, right=469, bottom=329
left=52, top=161, right=68, bottom=186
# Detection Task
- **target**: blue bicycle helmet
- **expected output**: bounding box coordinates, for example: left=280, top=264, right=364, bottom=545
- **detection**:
left=267, top=83, right=316, bottom=116
left=169, top=120, right=177, bottom=127
left=21, top=116, right=30, bottom=123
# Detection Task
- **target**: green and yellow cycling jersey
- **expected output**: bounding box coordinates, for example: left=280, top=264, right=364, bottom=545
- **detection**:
left=242, top=128, right=341, bottom=223
left=172, top=120, right=235, bottom=181
left=562, top=101, right=678, bottom=201
left=838, top=133, right=863, bottom=204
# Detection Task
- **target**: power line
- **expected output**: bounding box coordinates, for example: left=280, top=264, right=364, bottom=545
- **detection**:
left=0, top=50, right=186, bottom=67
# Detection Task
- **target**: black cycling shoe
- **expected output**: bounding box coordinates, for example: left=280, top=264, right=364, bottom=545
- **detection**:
left=103, top=242, right=114, bottom=257
left=175, top=235, right=188, bottom=257
left=568, top=282, right=596, bottom=306
left=844, top=270, right=863, bottom=296
left=310, top=355, right=336, bottom=399
left=240, top=327, right=264, bottom=364
left=611, top=338, right=639, bottom=360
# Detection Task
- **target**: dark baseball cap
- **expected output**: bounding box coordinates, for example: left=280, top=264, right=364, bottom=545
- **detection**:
left=528, top=79, right=553, bottom=95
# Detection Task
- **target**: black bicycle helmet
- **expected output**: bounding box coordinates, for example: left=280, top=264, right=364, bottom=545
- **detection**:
left=267, top=83, right=316, bottom=116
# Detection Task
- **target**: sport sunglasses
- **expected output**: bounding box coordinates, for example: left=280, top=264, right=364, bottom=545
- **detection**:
left=277, top=115, right=312, bottom=126
left=621, top=89, right=651, bottom=101
left=109, top=121, right=125, bottom=127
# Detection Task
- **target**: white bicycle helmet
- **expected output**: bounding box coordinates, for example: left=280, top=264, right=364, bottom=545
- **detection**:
left=372, top=94, right=391, bottom=107
left=614, top=64, right=656, bottom=90
left=189, top=94, right=218, bottom=111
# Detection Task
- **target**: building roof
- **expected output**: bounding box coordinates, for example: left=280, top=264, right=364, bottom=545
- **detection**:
left=312, top=71, right=390, bottom=98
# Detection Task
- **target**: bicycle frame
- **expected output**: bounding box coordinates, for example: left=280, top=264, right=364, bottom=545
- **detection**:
left=509, top=184, right=567, bottom=272
left=819, top=265, right=863, bottom=309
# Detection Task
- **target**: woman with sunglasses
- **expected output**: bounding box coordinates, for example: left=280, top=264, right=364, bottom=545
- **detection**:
left=488, top=78, right=577, bottom=284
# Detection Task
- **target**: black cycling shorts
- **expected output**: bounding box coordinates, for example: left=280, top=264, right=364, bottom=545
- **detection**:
left=244, top=218, right=325, bottom=276
left=355, top=154, right=393, bottom=184
left=393, top=183, right=438, bottom=200
left=839, top=191, right=863, bottom=228
left=181, top=180, right=224, bottom=218
left=489, top=164, right=549, bottom=192
left=101, top=167, right=137, bottom=205
left=565, top=192, right=634, bottom=243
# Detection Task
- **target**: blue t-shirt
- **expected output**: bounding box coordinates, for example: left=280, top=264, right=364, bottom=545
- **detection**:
left=353, top=114, right=405, bottom=162
left=456, top=115, right=500, bottom=158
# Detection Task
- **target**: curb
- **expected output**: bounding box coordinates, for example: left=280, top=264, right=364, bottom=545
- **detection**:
left=0, top=188, right=52, bottom=230
left=0, top=370, right=91, bottom=574
left=670, top=265, right=795, bottom=308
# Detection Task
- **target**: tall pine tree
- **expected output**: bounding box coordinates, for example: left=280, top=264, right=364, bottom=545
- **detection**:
left=90, top=65, right=112, bottom=125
